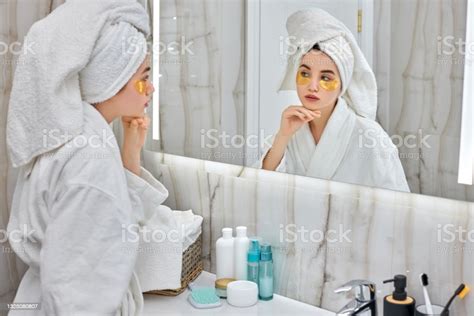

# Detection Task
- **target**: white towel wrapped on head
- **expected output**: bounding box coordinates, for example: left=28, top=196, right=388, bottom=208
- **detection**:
left=6, top=0, right=149, bottom=168
left=279, top=8, right=377, bottom=120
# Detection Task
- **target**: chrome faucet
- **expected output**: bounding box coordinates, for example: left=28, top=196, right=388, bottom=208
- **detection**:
left=334, top=280, right=377, bottom=316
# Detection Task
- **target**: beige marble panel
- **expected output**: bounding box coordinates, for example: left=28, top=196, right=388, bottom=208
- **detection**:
left=375, top=0, right=473, bottom=202
left=157, top=0, right=246, bottom=166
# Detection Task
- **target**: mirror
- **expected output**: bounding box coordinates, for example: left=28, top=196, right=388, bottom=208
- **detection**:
left=151, top=0, right=474, bottom=202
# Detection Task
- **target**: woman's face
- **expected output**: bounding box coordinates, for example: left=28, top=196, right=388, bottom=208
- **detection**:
left=296, top=50, right=341, bottom=112
left=110, top=55, right=155, bottom=117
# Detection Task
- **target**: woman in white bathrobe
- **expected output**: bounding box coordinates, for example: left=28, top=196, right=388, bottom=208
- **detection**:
left=6, top=1, right=182, bottom=315
left=260, top=9, right=410, bottom=192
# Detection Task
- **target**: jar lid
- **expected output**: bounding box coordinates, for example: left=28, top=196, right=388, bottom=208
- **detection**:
left=227, top=280, right=259, bottom=307
left=215, top=278, right=236, bottom=289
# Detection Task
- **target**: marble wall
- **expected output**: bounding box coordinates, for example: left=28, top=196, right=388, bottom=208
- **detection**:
left=144, top=150, right=474, bottom=315
left=374, top=0, right=474, bottom=202
left=156, top=0, right=246, bottom=166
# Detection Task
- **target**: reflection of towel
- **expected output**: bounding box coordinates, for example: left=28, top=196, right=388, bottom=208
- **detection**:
left=173, top=210, right=203, bottom=251
left=6, top=0, right=149, bottom=168
left=279, top=9, right=377, bottom=120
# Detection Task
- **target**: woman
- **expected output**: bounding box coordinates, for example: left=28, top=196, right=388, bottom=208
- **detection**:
left=260, top=9, right=409, bottom=192
left=6, top=1, right=181, bottom=315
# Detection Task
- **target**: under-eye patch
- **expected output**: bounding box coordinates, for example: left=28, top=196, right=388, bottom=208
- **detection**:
left=135, top=80, right=147, bottom=95
left=296, top=70, right=312, bottom=86
left=319, top=78, right=340, bottom=91
left=296, top=70, right=340, bottom=91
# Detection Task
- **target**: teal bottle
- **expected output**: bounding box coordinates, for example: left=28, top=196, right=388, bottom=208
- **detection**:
left=247, top=238, right=260, bottom=285
left=258, top=243, right=273, bottom=300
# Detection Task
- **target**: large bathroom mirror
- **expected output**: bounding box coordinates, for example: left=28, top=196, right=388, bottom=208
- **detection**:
left=149, top=0, right=474, bottom=202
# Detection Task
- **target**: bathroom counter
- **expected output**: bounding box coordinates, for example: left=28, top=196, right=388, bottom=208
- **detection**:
left=143, top=271, right=335, bottom=315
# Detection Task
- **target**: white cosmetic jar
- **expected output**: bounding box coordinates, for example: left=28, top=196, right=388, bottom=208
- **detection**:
left=226, top=280, right=259, bottom=307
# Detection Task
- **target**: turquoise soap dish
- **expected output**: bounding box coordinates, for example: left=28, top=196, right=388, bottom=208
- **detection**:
left=187, top=287, right=222, bottom=309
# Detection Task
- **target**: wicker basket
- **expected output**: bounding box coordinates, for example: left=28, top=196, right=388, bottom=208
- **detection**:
left=145, top=234, right=203, bottom=296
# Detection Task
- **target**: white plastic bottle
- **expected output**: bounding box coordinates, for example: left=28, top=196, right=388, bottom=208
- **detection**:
left=233, top=226, right=250, bottom=280
left=216, top=227, right=234, bottom=279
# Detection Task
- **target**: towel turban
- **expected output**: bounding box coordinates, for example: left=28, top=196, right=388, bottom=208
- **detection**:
left=278, top=9, right=377, bottom=120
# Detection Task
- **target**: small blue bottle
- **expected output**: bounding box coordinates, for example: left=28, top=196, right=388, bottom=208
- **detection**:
left=258, top=243, right=273, bottom=300
left=247, top=238, right=260, bottom=285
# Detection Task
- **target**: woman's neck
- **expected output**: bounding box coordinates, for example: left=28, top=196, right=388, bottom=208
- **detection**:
left=308, top=99, right=338, bottom=144
left=94, top=101, right=117, bottom=124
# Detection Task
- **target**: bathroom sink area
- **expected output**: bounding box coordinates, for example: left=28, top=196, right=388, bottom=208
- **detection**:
left=143, top=271, right=336, bottom=315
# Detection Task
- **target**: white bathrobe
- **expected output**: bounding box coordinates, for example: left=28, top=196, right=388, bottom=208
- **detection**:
left=258, top=99, right=410, bottom=192
left=7, top=103, right=180, bottom=315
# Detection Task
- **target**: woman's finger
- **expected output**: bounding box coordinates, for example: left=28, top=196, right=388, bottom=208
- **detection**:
left=285, top=109, right=305, bottom=119
left=295, top=108, right=314, bottom=120
left=299, top=107, right=318, bottom=118
left=122, top=116, right=134, bottom=124
left=140, top=116, right=150, bottom=129
left=293, top=112, right=306, bottom=121
left=295, top=108, right=310, bottom=118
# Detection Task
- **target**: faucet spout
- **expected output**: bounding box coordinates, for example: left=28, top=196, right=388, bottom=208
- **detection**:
left=334, top=280, right=377, bottom=316
left=336, top=299, right=376, bottom=316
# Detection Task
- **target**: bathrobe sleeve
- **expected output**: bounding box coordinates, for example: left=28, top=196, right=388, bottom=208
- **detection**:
left=377, top=147, right=410, bottom=192
left=253, top=136, right=287, bottom=172
left=41, top=184, right=138, bottom=315
left=124, top=167, right=171, bottom=222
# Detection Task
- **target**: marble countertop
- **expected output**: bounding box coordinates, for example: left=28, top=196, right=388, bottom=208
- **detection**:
left=143, top=271, right=335, bottom=316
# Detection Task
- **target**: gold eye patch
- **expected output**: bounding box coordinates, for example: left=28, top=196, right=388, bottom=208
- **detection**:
left=135, top=80, right=147, bottom=95
left=319, top=79, right=340, bottom=91
left=296, top=70, right=340, bottom=91
left=296, top=70, right=312, bottom=86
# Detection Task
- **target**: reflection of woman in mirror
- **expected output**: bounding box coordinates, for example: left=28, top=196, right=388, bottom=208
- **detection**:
left=258, top=9, right=409, bottom=192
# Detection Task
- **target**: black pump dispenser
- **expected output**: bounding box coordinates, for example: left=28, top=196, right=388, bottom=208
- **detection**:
left=383, top=275, right=408, bottom=301
left=383, top=274, right=416, bottom=316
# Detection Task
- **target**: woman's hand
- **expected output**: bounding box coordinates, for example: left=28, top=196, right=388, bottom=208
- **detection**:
left=279, top=105, right=321, bottom=137
left=262, top=106, right=320, bottom=171
left=121, top=115, right=150, bottom=176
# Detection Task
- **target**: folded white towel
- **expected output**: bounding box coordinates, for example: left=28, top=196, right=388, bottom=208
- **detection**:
left=135, top=206, right=184, bottom=292
left=172, top=210, right=203, bottom=252
left=6, top=0, right=150, bottom=168
left=126, top=167, right=184, bottom=292
left=134, top=208, right=203, bottom=292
